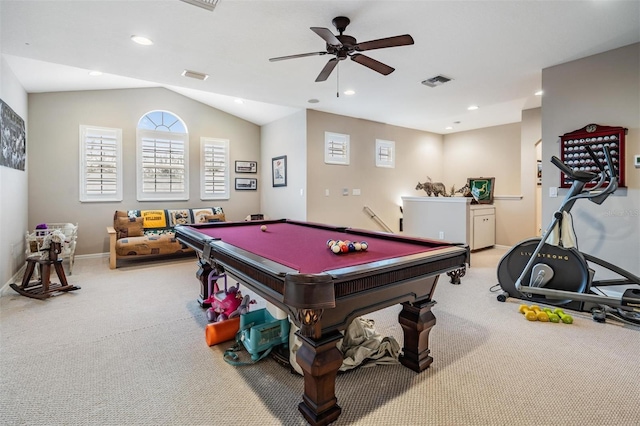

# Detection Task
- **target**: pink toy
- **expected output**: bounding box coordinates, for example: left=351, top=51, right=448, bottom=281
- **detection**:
left=204, top=272, right=243, bottom=323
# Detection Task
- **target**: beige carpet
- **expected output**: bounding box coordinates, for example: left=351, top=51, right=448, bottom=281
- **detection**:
left=1, top=249, right=639, bottom=426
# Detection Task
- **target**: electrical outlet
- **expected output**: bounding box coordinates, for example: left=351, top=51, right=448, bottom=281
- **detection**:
left=439, top=231, right=445, bottom=239
left=549, top=187, right=558, bottom=198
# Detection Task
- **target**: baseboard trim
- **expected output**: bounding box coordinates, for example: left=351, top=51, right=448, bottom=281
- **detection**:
left=1, top=264, right=26, bottom=296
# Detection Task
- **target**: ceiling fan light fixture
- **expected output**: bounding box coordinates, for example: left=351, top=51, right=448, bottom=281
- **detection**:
left=179, top=0, right=219, bottom=11
left=421, top=75, right=452, bottom=88
left=181, top=69, right=209, bottom=81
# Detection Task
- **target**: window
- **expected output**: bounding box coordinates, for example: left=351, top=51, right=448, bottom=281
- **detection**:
left=136, top=111, right=189, bottom=201
left=324, top=132, right=350, bottom=165
left=201, top=137, right=229, bottom=200
left=79, top=125, right=122, bottom=202
left=375, top=139, right=395, bottom=168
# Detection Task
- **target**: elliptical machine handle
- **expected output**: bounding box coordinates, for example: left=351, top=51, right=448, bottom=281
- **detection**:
left=584, top=144, right=604, bottom=171
left=551, top=156, right=574, bottom=177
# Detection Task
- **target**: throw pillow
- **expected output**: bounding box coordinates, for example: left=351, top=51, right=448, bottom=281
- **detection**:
left=115, top=216, right=144, bottom=239
left=203, top=213, right=226, bottom=223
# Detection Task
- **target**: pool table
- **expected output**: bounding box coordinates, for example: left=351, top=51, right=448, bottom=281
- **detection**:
left=176, top=219, right=468, bottom=426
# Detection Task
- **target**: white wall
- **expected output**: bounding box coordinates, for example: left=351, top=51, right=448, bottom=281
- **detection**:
left=260, top=110, right=307, bottom=221
left=541, top=42, right=640, bottom=276
left=0, top=56, right=29, bottom=285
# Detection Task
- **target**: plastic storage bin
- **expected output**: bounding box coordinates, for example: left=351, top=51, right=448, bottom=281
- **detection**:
left=240, top=308, right=290, bottom=360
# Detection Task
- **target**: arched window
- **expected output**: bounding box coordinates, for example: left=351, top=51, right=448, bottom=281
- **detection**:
left=136, top=111, right=189, bottom=201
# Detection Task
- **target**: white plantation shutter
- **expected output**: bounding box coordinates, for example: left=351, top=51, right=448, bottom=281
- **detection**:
left=201, top=137, right=229, bottom=200
left=324, top=132, right=350, bottom=165
left=79, top=125, right=122, bottom=202
left=136, top=117, right=189, bottom=201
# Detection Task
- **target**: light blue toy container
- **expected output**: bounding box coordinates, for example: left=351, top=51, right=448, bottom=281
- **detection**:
left=240, top=308, right=290, bottom=360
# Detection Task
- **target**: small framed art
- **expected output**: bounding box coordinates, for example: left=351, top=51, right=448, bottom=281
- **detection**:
left=235, top=178, right=257, bottom=190
left=235, top=161, right=257, bottom=173
left=272, top=155, right=287, bottom=187
left=466, top=177, right=495, bottom=204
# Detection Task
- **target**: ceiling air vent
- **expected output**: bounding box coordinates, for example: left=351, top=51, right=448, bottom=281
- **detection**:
left=179, top=0, right=219, bottom=12
left=181, top=70, right=209, bottom=81
left=421, top=75, right=452, bottom=88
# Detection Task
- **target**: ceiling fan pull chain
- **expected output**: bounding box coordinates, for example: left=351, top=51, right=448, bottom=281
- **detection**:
left=336, top=62, right=340, bottom=98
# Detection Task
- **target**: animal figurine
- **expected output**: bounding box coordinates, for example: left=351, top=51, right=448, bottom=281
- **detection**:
left=416, top=177, right=448, bottom=197
left=456, top=183, right=471, bottom=197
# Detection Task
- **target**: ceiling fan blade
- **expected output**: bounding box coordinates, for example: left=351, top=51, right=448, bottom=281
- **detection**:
left=269, top=51, right=327, bottom=62
left=311, top=27, right=341, bottom=46
left=315, top=58, right=339, bottom=82
left=351, top=54, right=395, bottom=75
left=355, top=34, right=414, bottom=52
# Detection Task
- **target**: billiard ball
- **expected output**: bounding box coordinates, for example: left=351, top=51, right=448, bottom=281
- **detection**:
left=260, top=225, right=267, bottom=232
left=331, top=244, right=341, bottom=254
left=354, top=242, right=362, bottom=251
left=360, top=242, right=368, bottom=251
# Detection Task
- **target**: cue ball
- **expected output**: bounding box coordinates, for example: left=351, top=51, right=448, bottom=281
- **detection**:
left=260, top=225, right=267, bottom=232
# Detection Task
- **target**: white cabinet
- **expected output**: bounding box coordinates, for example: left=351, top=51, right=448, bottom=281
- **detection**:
left=401, top=197, right=495, bottom=250
left=469, top=206, right=495, bottom=250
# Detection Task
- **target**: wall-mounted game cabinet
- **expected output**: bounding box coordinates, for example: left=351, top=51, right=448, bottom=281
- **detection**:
left=559, top=123, right=627, bottom=189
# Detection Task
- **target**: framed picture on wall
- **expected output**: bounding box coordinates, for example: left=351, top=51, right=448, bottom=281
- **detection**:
left=235, top=178, right=257, bottom=190
left=466, top=177, right=495, bottom=204
left=272, top=155, right=287, bottom=187
left=235, top=161, right=257, bottom=173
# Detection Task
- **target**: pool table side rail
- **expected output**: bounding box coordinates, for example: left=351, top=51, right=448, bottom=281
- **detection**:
left=177, top=223, right=467, bottom=300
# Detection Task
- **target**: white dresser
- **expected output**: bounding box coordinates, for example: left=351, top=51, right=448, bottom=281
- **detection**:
left=401, top=196, right=495, bottom=250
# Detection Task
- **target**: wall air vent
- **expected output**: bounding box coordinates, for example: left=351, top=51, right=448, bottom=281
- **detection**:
left=421, top=75, right=452, bottom=88
left=179, top=0, right=219, bottom=12
left=181, top=70, right=209, bottom=81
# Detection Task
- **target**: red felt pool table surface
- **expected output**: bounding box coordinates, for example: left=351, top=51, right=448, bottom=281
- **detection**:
left=184, top=221, right=445, bottom=274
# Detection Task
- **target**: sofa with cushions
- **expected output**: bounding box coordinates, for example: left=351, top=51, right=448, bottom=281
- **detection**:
left=107, top=207, right=225, bottom=269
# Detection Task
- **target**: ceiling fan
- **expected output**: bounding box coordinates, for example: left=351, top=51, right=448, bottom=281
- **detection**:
left=269, top=16, right=414, bottom=82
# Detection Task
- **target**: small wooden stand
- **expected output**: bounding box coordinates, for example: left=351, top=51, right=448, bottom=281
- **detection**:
left=10, top=242, right=80, bottom=300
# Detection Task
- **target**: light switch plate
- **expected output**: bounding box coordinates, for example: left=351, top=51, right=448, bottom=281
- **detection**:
left=634, top=155, right=640, bottom=168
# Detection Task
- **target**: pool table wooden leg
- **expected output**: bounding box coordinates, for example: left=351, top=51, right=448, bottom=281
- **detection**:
left=196, top=258, right=213, bottom=308
left=296, top=331, right=343, bottom=426
left=398, top=299, right=437, bottom=372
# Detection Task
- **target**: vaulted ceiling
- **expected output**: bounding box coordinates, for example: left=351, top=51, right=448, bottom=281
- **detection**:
left=2, top=1, right=639, bottom=133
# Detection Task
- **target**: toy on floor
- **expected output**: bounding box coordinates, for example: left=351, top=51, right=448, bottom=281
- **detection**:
left=518, top=304, right=572, bottom=323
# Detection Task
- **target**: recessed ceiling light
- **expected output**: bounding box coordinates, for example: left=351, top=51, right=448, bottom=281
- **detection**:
left=88, top=71, right=102, bottom=76
left=445, top=126, right=453, bottom=130
left=467, top=105, right=479, bottom=111
left=535, top=90, right=543, bottom=96
left=131, top=35, right=153, bottom=46
left=308, top=99, right=320, bottom=104
left=343, top=90, right=355, bottom=96
left=234, top=98, right=244, bottom=104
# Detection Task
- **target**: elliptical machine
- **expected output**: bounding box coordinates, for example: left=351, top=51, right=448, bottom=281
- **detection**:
left=497, top=144, right=640, bottom=325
